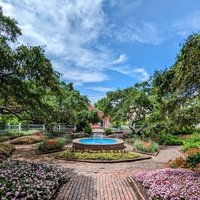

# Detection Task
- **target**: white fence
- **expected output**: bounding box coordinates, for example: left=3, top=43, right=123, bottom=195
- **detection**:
left=0, top=124, right=75, bottom=133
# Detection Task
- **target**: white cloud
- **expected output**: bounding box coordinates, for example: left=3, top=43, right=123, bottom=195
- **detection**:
left=86, top=86, right=115, bottom=93
left=109, top=21, right=163, bottom=45
left=110, top=54, right=127, bottom=65
left=110, top=0, right=142, bottom=15
left=172, top=11, right=200, bottom=37
left=0, top=0, right=150, bottom=84
left=112, top=66, right=149, bottom=81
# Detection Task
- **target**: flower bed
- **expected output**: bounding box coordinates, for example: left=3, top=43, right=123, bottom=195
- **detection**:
left=10, top=136, right=42, bottom=145
left=38, top=138, right=65, bottom=153
left=133, top=139, right=159, bottom=154
left=0, top=143, right=15, bottom=156
left=56, top=150, right=140, bottom=161
left=0, top=160, right=74, bottom=199
left=135, top=168, right=200, bottom=200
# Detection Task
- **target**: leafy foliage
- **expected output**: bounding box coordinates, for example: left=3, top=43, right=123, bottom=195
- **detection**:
left=133, top=140, right=159, bottom=153
left=84, top=126, right=92, bottom=134
left=104, top=128, right=112, bottom=135
left=0, top=9, right=95, bottom=132
left=186, top=153, right=200, bottom=168
left=155, top=133, right=183, bottom=145
left=38, top=138, right=65, bottom=153
left=182, top=133, right=200, bottom=151
left=96, top=33, right=200, bottom=138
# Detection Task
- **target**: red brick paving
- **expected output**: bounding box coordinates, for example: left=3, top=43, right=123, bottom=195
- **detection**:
left=56, top=174, right=145, bottom=200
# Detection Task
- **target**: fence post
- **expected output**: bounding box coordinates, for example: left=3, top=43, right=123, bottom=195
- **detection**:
left=43, top=124, right=45, bottom=130
left=59, top=124, right=61, bottom=131
left=8, top=124, right=11, bottom=132
left=18, top=123, right=21, bottom=131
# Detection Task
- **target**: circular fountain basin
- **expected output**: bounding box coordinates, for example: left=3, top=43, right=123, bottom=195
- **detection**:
left=72, top=138, right=125, bottom=151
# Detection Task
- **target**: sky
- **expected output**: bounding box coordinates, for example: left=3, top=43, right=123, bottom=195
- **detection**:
left=1, top=0, right=200, bottom=103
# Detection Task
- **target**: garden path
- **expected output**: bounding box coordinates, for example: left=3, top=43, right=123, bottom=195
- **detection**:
left=11, top=144, right=184, bottom=200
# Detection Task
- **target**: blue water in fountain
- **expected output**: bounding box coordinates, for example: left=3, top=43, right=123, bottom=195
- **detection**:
left=79, top=138, right=117, bottom=145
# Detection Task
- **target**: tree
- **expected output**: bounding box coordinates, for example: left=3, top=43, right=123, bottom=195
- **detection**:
left=0, top=6, right=21, bottom=42
left=96, top=34, right=200, bottom=136
left=0, top=8, right=62, bottom=130
left=96, top=82, right=152, bottom=134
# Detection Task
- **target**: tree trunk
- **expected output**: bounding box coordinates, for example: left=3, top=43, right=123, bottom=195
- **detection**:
left=45, top=121, right=53, bottom=133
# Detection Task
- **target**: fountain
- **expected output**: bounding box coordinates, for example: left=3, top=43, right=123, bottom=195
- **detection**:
left=72, top=132, right=125, bottom=151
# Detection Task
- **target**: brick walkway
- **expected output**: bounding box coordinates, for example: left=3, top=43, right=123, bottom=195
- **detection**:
left=56, top=174, right=145, bottom=200
left=55, top=146, right=184, bottom=200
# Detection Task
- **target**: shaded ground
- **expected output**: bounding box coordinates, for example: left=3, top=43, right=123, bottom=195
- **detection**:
left=10, top=143, right=184, bottom=200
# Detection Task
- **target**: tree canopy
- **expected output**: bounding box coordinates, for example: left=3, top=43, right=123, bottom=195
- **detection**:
left=95, top=33, right=200, bottom=136
left=0, top=8, right=98, bottom=131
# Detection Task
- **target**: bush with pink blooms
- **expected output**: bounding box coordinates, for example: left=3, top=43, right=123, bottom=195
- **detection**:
left=135, top=168, right=200, bottom=200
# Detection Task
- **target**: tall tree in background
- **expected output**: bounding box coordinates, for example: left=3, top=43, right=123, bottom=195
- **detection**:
left=96, top=33, right=200, bottom=136
left=95, top=82, right=152, bottom=134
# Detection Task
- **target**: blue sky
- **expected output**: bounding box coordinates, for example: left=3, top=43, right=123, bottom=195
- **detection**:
left=1, top=0, right=200, bottom=103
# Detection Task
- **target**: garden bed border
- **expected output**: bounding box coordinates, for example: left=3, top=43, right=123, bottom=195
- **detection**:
left=55, top=155, right=151, bottom=163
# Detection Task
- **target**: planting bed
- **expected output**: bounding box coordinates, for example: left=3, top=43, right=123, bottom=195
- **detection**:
left=0, top=160, right=74, bottom=199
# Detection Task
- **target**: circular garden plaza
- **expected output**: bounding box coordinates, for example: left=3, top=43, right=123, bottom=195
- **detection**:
left=0, top=128, right=199, bottom=200
left=0, top=8, right=200, bottom=200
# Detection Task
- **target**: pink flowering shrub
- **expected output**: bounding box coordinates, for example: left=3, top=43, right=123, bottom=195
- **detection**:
left=135, top=168, right=200, bottom=200
left=0, top=160, right=74, bottom=199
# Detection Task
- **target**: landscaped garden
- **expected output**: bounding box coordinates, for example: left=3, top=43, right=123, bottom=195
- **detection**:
left=0, top=6, right=200, bottom=200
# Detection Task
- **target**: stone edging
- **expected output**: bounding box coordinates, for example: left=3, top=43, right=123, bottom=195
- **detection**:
left=37, top=148, right=65, bottom=155
left=133, top=150, right=159, bottom=156
left=55, top=155, right=151, bottom=163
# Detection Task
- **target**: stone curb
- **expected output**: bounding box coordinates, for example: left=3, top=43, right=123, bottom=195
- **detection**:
left=55, top=155, right=151, bottom=163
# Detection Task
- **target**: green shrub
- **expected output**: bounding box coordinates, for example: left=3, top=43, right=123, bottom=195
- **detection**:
left=186, top=152, right=200, bottom=168
left=71, top=132, right=90, bottom=139
left=43, top=131, right=66, bottom=138
left=56, top=136, right=72, bottom=144
left=10, top=130, right=35, bottom=137
left=182, top=133, right=200, bottom=152
left=156, top=134, right=183, bottom=145
left=104, top=128, right=112, bottom=135
left=134, top=139, right=159, bottom=153
left=84, top=126, right=92, bottom=134
left=57, top=150, right=139, bottom=160
left=38, top=138, right=65, bottom=152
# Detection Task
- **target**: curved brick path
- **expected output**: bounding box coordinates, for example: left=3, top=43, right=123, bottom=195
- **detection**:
left=11, top=144, right=184, bottom=200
